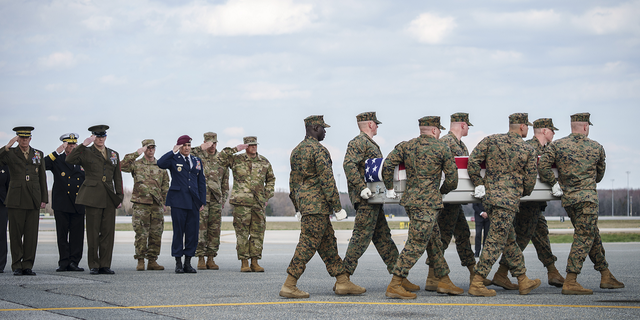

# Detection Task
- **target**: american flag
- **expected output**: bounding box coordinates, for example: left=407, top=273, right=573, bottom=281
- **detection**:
left=364, top=158, right=384, bottom=182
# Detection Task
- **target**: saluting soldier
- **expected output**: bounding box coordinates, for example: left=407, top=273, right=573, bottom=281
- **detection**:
left=121, top=139, right=169, bottom=271
left=66, top=125, right=124, bottom=275
left=467, top=113, right=541, bottom=296
left=539, top=113, right=624, bottom=295
left=45, top=133, right=86, bottom=272
left=382, top=116, right=461, bottom=299
left=280, top=115, right=365, bottom=298
left=191, top=132, right=229, bottom=270
left=0, top=126, right=48, bottom=276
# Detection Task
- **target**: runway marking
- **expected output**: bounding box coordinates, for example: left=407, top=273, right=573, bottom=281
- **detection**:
left=1, top=301, right=639, bottom=312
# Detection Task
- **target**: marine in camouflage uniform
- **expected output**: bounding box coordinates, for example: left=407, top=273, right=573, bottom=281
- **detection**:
left=191, top=132, right=229, bottom=270
left=467, top=113, right=541, bottom=296
left=279, top=115, right=365, bottom=298
left=219, top=136, right=275, bottom=272
left=383, top=116, right=461, bottom=299
left=342, top=112, right=399, bottom=277
left=121, top=139, right=169, bottom=271
left=539, top=112, right=624, bottom=294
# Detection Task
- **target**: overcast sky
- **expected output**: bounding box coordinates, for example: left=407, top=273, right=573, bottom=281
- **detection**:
left=1, top=0, right=639, bottom=192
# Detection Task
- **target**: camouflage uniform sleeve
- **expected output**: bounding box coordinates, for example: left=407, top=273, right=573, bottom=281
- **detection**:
left=264, top=162, right=276, bottom=200
left=468, top=137, right=488, bottom=187
left=288, top=151, right=301, bottom=212
left=523, top=147, right=537, bottom=196
left=316, top=145, right=341, bottom=212
left=440, top=146, right=458, bottom=194
left=596, top=145, right=606, bottom=183
left=221, top=166, right=230, bottom=203
left=382, top=143, right=404, bottom=190
left=218, top=147, right=238, bottom=168
left=343, top=139, right=367, bottom=194
left=538, top=142, right=557, bottom=186
left=120, top=152, right=139, bottom=173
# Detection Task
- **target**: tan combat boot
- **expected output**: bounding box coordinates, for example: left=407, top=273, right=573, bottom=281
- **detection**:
left=468, top=264, right=491, bottom=286
left=491, top=264, right=518, bottom=290
left=250, top=257, right=265, bottom=272
left=136, top=259, right=145, bottom=271
left=424, top=267, right=438, bottom=291
left=335, top=273, right=366, bottom=295
left=206, top=256, right=219, bottom=270
left=547, top=263, right=564, bottom=287
left=402, top=278, right=420, bottom=292
left=436, top=275, right=464, bottom=295
left=562, top=272, right=593, bottom=295
left=386, top=275, right=417, bottom=299
left=240, top=259, right=251, bottom=272
left=147, top=259, right=164, bottom=270
left=197, top=256, right=206, bottom=270
left=517, top=274, right=541, bottom=295
left=468, top=274, right=496, bottom=297
left=279, top=274, right=310, bottom=299
left=600, top=269, right=625, bottom=289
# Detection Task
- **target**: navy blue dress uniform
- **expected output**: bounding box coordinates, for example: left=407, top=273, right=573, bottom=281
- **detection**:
left=66, top=125, right=123, bottom=275
left=157, top=135, right=206, bottom=273
left=0, top=165, right=9, bottom=272
left=0, top=126, right=48, bottom=276
left=45, top=133, right=86, bottom=272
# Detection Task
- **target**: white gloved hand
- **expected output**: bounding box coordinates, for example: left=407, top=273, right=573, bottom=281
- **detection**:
left=360, top=187, right=372, bottom=199
left=473, top=185, right=486, bottom=199
left=335, top=209, right=347, bottom=221
left=551, top=182, right=564, bottom=197
left=386, top=189, right=397, bottom=199
left=295, top=211, right=302, bottom=222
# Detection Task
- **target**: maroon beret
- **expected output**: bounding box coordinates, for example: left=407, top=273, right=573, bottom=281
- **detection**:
left=177, top=135, right=192, bottom=145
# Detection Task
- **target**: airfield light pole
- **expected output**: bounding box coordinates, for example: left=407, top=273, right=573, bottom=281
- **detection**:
left=627, top=171, right=631, bottom=217
left=611, top=179, right=615, bottom=217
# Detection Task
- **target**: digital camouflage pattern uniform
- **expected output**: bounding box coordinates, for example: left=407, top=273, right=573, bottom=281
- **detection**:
left=287, top=129, right=345, bottom=279
left=383, top=116, right=458, bottom=279
left=468, top=114, right=537, bottom=279
left=342, top=112, right=398, bottom=276
left=120, top=141, right=169, bottom=261
left=192, top=142, right=229, bottom=258
left=219, top=137, right=275, bottom=260
left=539, top=114, right=608, bottom=274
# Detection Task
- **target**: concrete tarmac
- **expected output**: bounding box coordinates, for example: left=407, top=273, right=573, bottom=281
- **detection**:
left=1, top=230, right=639, bottom=319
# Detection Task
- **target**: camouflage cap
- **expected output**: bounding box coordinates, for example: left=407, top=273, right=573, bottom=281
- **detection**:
left=533, top=118, right=559, bottom=131
left=508, top=113, right=533, bottom=126
left=450, top=112, right=473, bottom=126
left=88, top=125, right=109, bottom=137
left=418, top=116, right=446, bottom=130
left=243, top=136, right=259, bottom=145
left=356, top=112, right=382, bottom=124
left=13, top=126, right=34, bottom=137
left=304, top=115, right=330, bottom=128
left=141, top=139, right=156, bottom=147
left=203, top=132, right=218, bottom=143
left=570, top=112, right=593, bottom=125
left=60, top=133, right=79, bottom=143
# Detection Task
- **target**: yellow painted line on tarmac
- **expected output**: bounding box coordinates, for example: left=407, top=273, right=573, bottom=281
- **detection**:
left=1, top=301, right=639, bottom=312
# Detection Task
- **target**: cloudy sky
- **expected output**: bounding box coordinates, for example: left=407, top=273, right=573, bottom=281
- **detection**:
left=1, top=0, right=639, bottom=192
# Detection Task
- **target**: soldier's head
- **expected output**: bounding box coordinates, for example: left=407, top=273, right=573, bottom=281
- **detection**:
left=60, top=133, right=79, bottom=154
left=418, top=116, right=446, bottom=139
left=88, top=125, right=109, bottom=148
left=203, top=132, right=218, bottom=154
left=356, top=112, right=381, bottom=138
left=450, top=112, right=472, bottom=137
left=508, top=113, right=532, bottom=138
left=243, top=136, right=259, bottom=157
left=142, top=139, right=156, bottom=159
left=570, top=113, right=592, bottom=136
left=533, top=118, right=558, bottom=145
left=304, top=115, right=330, bottom=142
left=13, top=126, right=34, bottom=150
left=177, top=135, right=192, bottom=156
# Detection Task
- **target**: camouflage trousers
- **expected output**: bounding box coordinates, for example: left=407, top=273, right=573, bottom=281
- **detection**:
left=499, top=202, right=557, bottom=268
left=564, top=202, right=608, bottom=274
left=287, top=214, right=345, bottom=279
left=427, top=204, right=475, bottom=267
left=232, top=205, right=265, bottom=260
left=474, top=207, right=526, bottom=278
left=195, top=201, right=222, bottom=257
left=132, top=203, right=164, bottom=260
left=392, top=208, right=449, bottom=278
left=343, top=204, right=399, bottom=275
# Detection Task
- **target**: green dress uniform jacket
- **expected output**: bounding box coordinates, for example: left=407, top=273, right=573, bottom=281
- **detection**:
left=343, top=132, right=382, bottom=209
left=66, top=144, right=123, bottom=208
left=191, top=147, right=229, bottom=204
left=218, top=147, right=275, bottom=208
left=0, top=147, right=48, bottom=209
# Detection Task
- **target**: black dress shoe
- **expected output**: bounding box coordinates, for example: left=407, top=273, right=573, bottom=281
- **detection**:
left=67, top=262, right=84, bottom=272
left=98, top=267, right=115, bottom=274
left=13, top=269, right=23, bottom=276
left=56, top=265, right=68, bottom=272
left=175, top=257, right=184, bottom=274
left=22, top=269, right=36, bottom=276
left=90, top=268, right=100, bottom=275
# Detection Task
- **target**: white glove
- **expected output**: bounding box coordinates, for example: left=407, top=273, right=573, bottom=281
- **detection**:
left=295, top=211, right=302, bottom=222
left=335, top=209, right=347, bottom=221
left=551, top=182, right=564, bottom=197
left=473, top=185, right=485, bottom=199
left=386, top=189, right=397, bottom=199
left=360, top=187, right=372, bottom=199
